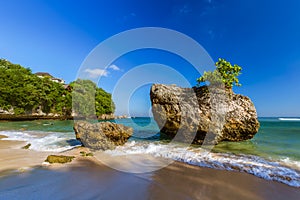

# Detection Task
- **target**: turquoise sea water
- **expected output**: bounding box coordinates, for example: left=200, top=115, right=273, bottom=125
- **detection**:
left=214, top=118, right=300, bottom=161
left=0, top=117, right=300, bottom=187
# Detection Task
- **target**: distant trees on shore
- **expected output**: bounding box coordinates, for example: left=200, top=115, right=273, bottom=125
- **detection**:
left=0, top=59, right=115, bottom=117
left=71, top=79, right=115, bottom=117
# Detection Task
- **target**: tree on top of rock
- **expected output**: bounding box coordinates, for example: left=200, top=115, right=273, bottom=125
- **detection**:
left=197, top=58, right=242, bottom=90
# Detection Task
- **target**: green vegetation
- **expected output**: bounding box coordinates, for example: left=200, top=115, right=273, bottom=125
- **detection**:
left=71, top=79, right=115, bottom=117
left=197, top=58, right=242, bottom=89
left=0, top=59, right=115, bottom=116
left=45, top=155, right=75, bottom=164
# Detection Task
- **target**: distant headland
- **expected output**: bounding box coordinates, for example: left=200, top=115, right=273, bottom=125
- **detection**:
left=0, top=59, right=117, bottom=121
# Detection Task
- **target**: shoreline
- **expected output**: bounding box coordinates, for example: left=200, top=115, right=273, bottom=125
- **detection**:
left=1, top=157, right=300, bottom=199
left=0, top=114, right=128, bottom=121
left=0, top=114, right=73, bottom=121
left=0, top=137, right=300, bottom=199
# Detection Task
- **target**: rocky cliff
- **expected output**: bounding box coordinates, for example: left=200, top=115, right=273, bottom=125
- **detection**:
left=150, top=84, right=260, bottom=145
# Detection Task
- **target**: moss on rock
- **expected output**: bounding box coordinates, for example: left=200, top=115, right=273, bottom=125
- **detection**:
left=80, top=151, right=93, bottom=157
left=45, top=155, right=75, bottom=164
left=86, top=152, right=93, bottom=156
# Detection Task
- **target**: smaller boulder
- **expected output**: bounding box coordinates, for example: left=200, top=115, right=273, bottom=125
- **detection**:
left=22, top=143, right=31, bottom=149
left=73, top=121, right=133, bottom=150
left=80, top=151, right=94, bottom=157
left=45, top=155, right=75, bottom=164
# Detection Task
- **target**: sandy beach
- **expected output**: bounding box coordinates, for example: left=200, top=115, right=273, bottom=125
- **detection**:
left=0, top=135, right=299, bottom=200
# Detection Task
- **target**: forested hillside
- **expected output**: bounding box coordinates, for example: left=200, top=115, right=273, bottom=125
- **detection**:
left=0, top=59, right=115, bottom=117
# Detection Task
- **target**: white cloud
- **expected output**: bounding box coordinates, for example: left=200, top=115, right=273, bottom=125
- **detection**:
left=108, top=64, right=120, bottom=71
left=84, top=65, right=121, bottom=78
left=85, top=68, right=109, bottom=78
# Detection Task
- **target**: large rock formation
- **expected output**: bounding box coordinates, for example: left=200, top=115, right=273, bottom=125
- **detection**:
left=150, top=84, right=260, bottom=145
left=73, top=121, right=133, bottom=150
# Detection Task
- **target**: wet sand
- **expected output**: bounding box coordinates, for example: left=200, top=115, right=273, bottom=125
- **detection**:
left=0, top=135, right=49, bottom=176
left=0, top=136, right=299, bottom=200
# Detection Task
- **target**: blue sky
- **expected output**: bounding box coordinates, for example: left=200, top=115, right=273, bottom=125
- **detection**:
left=1, top=0, right=300, bottom=117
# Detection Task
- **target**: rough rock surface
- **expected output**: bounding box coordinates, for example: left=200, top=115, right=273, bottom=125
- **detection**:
left=98, top=114, right=128, bottom=120
left=73, top=121, right=133, bottom=150
left=45, top=155, right=75, bottom=164
left=150, top=84, right=260, bottom=145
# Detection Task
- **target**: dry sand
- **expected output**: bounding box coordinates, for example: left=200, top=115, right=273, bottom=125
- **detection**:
left=0, top=136, right=299, bottom=200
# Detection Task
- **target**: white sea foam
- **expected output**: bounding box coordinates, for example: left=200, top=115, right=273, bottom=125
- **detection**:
left=0, top=130, right=79, bottom=152
left=280, top=157, right=300, bottom=171
left=105, top=141, right=300, bottom=187
left=1, top=130, right=300, bottom=187
left=278, top=118, right=300, bottom=121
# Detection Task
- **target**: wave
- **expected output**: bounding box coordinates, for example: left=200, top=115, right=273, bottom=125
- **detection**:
left=0, top=130, right=80, bottom=152
left=1, top=130, right=300, bottom=187
left=278, top=118, right=300, bottom=121
left=105, top=141, right=300, bottom=187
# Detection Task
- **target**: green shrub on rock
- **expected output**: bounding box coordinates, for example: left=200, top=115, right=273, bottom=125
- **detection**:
left=197, top=58, right=242, bottom=89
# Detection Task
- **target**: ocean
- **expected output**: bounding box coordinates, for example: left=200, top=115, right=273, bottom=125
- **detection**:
left=0, top=117, right=299, bottom=187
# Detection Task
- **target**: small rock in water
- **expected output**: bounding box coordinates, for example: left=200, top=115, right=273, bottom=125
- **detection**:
left=80, top=151, right=94, bottom=157
left=45, top=155, right=75, bottom=164
left=22, top=143, right=31, bottom=149
left=86, top=152, right=94, bottom=156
